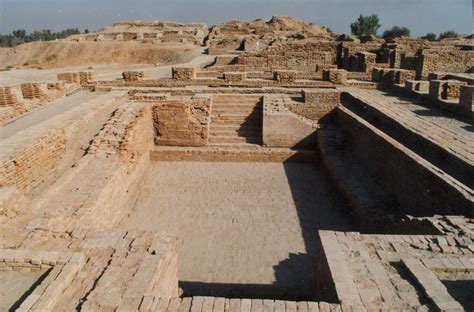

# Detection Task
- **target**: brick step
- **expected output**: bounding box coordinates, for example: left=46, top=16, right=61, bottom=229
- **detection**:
left=212, top=102, right=262, bottom=107
left=213, top=96, right=262, bottom=101
left=212, top=107, right=262, bottom=114
left=151, top=146, right=318, bottom=162
left=210, top=124, right=262, bottom=131
left=209, top=129, right=261, bottom=137
left=213, top=102, right=261, bottom=107
left=212, top=114, right=262, bottom=121
left=213, top=102, right=262, bottom=106
left=213, top=98, right=262, bottom=103
left=208, top=136, right=261, bottom=144
left=211, top=119, right=262, bottom=126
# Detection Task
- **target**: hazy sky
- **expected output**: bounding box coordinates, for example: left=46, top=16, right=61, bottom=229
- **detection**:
left=0, top=0, right=472, bottom=36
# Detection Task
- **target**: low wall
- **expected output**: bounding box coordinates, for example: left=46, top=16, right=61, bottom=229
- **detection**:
left=153, top=96, right=211, bottom=147
left=0, top=92, right=125, bottom=199
left=334, top=104, right=472, bottom=217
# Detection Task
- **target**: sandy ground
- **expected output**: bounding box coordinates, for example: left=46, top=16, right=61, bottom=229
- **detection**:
left=0, top=47, right=214, bottom=85
left=0, top=270, right=46, bottom=311
left=120, top=162, right=353, bottom=299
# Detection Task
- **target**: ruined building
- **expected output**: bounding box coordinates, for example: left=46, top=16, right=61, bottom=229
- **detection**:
left=0, top=16, right=473, bottom=311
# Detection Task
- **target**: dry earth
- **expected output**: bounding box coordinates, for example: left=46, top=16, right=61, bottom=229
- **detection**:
left=0, top=41, right=200, bottom=69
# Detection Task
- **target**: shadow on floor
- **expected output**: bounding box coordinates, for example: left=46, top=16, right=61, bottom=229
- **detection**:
left=180, top=161, right=355, bottom=300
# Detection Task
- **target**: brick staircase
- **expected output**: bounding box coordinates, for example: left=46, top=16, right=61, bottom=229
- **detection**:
left=209, top=95, right=263, bottom=146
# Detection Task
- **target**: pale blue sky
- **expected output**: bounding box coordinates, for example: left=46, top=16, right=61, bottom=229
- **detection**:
left=0, top=0, right=472, bottom=36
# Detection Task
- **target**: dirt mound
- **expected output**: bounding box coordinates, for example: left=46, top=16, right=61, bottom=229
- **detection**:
left=265, top=16, right=329, bottom=35
left=0, top=41, right=197, bottom=69
left=211, top=16, right=329, bottom=37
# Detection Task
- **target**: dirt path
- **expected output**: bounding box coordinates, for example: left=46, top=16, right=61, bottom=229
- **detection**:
left=0, top=47, right=214, bottom=85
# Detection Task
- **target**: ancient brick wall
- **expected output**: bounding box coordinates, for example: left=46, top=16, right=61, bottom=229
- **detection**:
left=57, top=71, right=97, bottom=86
left=372, top=68, right=415, bottom=87
left=223, top=72, right=247, bottom=82
left=337, top=96, right=472, bottom=216
left=404, top=80, right=429, bottom=93
left=21, top=83, right=48, bottom=100
left=88, top=105, right=155, bottom=165
left=0, top=86, right=25, bottom=122
left=273, top=70, right=297, bottom=83
left=0, top=83, right=72, bottom=125
left=123, top=71, right=147, bottom=81
left=286, top=89, right=340, bottom=120
left=323, top=69, right=347, bottom=85
left=459, top=86, right=474, bottom=118
left=153, top=97, right=211, bottom=147
left=416, top=51, right=472, bottom=79
left=429, top=80, right=468, bottom=101
left=172, top=67, right=196, bottom=81
left=0, top=129, right=67, bottom=193
left=0, top=92, right=123, bottom=198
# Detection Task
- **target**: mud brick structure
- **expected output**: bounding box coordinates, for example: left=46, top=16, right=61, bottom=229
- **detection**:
left=1, top=16, right=473, bottom=311
left=172, top=66, right=197, bottom=81
left=223, top=72, right=247, bottom=82
left=429, top=80, right=468, bottom=101
left=152, top=97, right=211, bottom=147
left=57, top=71, right=97, bottom=85
left=122, top=71, right=148, bottom=81
left=273, top=70, right=297, bottom=83
left=404, top=79, right=429, bottom=92
left=20, top=83, right=48, bottom=100
left=459, top=85, right=474, bottom=117
left=323, top=69, right=347, bottom=85
left=0, top=86, right=24, bottom=109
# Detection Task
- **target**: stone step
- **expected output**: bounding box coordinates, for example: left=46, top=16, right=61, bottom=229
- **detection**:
left=209, top=129, right=261, bottom=137
left=151, top=146, right=318, bottom=162
left=213, top=96, right=262, bottom=101
left=208, top=136, right=261, bottom=144
left=213, top=100, right=262, bottom=105
left=210, top=124, right=262, bottom=131
left=211, top=114, right=262, bottom=121
left=212, top=107, right=262, bottom=114
left=212, top=102, right=262, bottom=107
left=211, top=119, right=262, bottom=126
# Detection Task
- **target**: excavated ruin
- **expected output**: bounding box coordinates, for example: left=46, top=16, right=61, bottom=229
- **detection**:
left=0, top=16, right=473, bottom=311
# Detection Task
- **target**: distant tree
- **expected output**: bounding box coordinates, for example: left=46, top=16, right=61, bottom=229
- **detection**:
left=12, top=29, right=27, bottom=39
left=438, top=30, right=459, bottom=40
left=84, top=29, right=90, bottom=34
left=350, top=14, right=381, bottom=36
left=0, top=27, right=84, bottom=47
left=382, top=26, right=410, bottom=39
left=421, top=33, right=437, bottom=41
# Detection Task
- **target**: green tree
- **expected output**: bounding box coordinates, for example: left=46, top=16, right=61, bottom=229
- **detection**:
left=12, top=29, right=27, bottom=39
left=350, top=14, right=381, bottom=36
left=421, top=33, right=437, bottom=41
left=382, top=26, right=410, bottom=39
left=438, top=30, right=459, bottom=40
